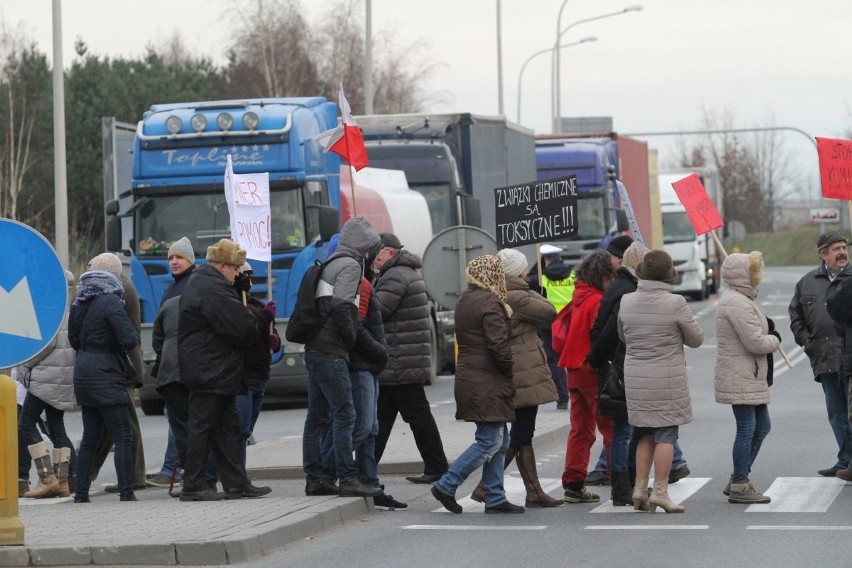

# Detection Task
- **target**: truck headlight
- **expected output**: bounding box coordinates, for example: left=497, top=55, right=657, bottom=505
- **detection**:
left=190, top=113, right=207, bottom=133
left=165, top=115, right=182, bottom=134
left=242, top=111, right=259, bottom=130
left=217, top=112, right=234, bottom=131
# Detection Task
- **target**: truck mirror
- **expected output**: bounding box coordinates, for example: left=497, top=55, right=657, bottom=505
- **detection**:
left=615, top=209, right=629, bottom=232
left=318, top=205, right=340, bottom=242
left=105, top=199, right=122, bottom=252
left=462, top=195, right=481, bottom=228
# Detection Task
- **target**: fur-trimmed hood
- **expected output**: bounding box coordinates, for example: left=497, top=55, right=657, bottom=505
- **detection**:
left=721, top=252, right=763, bottom=300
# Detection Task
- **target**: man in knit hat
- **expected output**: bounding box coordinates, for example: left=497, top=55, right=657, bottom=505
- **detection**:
left=177, top=239, right=271, bottom=501
left=86, top=253, right=149, bottom=493
left=148, top=236, right=198, bottom=488
left=791, top=231, right=852, bottom=478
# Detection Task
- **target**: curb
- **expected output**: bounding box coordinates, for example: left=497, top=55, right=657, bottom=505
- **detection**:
left=248, top=423, right=572, bottom=480
left=0, top=497, right=372, bottom=567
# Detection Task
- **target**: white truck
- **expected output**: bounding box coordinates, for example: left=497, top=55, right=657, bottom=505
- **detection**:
left=658, top=169, right=722, bottom=300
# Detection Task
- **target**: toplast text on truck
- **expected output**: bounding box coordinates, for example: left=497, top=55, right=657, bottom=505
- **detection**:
left=103, top=97, right=434, bottom=414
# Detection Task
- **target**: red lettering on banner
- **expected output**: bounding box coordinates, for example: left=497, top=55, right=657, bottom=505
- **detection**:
left=236, top=215, right=271, bottom=249
left=670, top=174, right=724, bottom=235
left=233, top=181, right=264, bottom=205
left=817, top=137, right=852, bottom=200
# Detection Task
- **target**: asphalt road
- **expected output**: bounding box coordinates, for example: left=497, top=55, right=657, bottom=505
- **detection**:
left=243, top=265, right=852, bottom=568
left=55, top=265, right=852, bottom=567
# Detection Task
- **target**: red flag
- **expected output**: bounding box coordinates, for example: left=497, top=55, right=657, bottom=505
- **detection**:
left=816, top=137, right=852, bottom=200
left=317, top=84, right=369, bottom=171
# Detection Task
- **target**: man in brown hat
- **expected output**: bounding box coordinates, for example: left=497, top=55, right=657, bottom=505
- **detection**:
left=789, top=231, right=852, bottom=477
left=177, top=239, right=271, bottom=501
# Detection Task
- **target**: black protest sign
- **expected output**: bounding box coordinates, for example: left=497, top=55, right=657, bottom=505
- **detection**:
left=494, top=174, right=578, bottom=247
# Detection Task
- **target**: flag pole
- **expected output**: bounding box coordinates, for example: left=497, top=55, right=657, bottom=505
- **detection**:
left=349, top=163, right=358, bottom=216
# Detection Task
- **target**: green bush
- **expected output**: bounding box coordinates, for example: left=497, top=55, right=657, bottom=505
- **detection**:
left=724, top=225, right=844, bottom=266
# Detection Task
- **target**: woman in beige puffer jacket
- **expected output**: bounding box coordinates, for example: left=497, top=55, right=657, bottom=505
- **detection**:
left=714, top=251, right=781, bottom=505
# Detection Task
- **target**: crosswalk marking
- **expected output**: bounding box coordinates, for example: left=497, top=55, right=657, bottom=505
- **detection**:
left=431, top=476, right=850, bottom=514
left=746, top=477, right=846, bottom=513
left=747, top=525, right=852, bottom=531
left=587, top=525, right=709, bottom=530
left=402, top=525, right=548, bottom=531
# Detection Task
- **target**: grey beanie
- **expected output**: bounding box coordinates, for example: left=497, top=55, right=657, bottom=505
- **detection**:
left=497, top=248, right=528, bottom=277
left=168, top=237, right=196, bottom=264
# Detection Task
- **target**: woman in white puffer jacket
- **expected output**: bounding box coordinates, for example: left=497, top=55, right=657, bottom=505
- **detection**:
left=715, top=251, right=781, bottom=505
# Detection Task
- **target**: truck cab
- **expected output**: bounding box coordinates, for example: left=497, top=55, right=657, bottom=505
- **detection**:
left=535, top=138, right=618, bottom=264
left=106, top=97, right=342, bottom=413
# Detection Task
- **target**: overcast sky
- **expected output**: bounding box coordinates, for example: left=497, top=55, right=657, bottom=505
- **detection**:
left=4, top=0, right=851, bottom=195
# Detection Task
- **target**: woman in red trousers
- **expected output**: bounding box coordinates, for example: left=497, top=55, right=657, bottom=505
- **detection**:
left=558, top=250, right=615, bottom=503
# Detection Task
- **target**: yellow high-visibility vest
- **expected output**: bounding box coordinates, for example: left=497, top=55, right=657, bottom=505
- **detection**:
left=541, top=270, right=575, bottom=312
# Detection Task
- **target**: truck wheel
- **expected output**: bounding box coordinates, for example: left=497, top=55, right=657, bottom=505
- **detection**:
left=140, top=398, right=165, bottom=416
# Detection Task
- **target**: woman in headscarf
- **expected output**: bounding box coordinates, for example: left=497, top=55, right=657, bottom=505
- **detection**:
left=714, top=252, right=780, bottom=504
left=69, top=269, right=139, bottom=503
left=469, top=248, right=561, bottom=508
left=430, top=255, right=522, bottom=515
left=618, top=250, right=703, bottom=513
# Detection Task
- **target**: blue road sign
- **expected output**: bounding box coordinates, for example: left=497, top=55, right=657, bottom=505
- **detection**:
left=0, top=220, right=67, bottom=368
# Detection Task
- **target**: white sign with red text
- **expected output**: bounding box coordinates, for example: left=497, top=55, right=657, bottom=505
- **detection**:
left=224, top=154, right=271, bottom=261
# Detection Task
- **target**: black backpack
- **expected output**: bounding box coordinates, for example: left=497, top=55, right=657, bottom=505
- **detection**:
left=285, top=253, right=358, bottom=344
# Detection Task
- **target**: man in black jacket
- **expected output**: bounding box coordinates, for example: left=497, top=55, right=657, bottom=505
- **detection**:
left=793, top=231, right=852, bottom=477
left=177, top=239, right=271, bottom=501
left=372, top=232, right=449, bottom=485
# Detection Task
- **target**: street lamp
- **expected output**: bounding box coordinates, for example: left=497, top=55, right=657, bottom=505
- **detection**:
left=553, top=4, right=643, bottom=133
left=517, top=36, right=596, bottom=123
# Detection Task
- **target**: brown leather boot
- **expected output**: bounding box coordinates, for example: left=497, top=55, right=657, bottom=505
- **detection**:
left=52, top=448, right=72, bottom=498
left=471, top=446, right=520, bottom=503
left=517, top=446, right=562, bottom=507
left=24, top=442, right=61, bottom=499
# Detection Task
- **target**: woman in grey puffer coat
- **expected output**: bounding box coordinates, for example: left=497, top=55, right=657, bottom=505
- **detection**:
left=18, top=270, right=77, bottom=499
left=715, top=252, right=780, bottom=504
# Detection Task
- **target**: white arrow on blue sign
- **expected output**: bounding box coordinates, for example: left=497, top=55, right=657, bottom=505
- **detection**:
left=0, top=219, right=67, bottom=368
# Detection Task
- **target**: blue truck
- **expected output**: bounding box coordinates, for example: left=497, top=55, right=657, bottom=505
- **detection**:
left=104, top=97, right=369, bottom=414
left=534, top=133, right=652, bottom=264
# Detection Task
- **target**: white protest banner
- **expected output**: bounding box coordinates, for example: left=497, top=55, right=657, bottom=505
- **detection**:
left=616, top=180, right=646, bottom=249
left=224, top=154, right=271, bottom=261
left=224, top=155, right=237, bottom=241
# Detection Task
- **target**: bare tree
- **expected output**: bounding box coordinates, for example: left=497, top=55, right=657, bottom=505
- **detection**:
left=0, top=22, right=42, bottom=222
left=673, top=107, right=800, bottom=232
left=224, top=0, right=319, bottom=97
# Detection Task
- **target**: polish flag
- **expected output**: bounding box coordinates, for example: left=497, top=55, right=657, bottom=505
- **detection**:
left=317, top=83, right=369, bottom=171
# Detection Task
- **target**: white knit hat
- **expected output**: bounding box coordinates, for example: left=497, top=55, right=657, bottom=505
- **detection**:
left=497, top=248, right=528, bottom=277
left=88, top=253, right=123, bottom=277
left=168, top=236, right=196, bottom=264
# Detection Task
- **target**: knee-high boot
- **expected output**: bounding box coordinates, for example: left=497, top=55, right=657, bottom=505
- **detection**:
left=517, top=446, right=562, bottom=507
left=52, top=448, right=72, bottom=498
left=611, top=471, right=633, bottom=506
left=471, top=446, right=519, bottom=503
left=24, top=442, right=61, bottom=499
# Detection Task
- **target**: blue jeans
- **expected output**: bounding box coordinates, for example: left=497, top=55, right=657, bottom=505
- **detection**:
left=18, top=393, right=77, bottom=476
left=436, top=422, right=510, bottom=507
left=160, top=422, right=178, bottom=477
left=76, top=404, right=134, bottom=499
left=236, top=377, right=267, bottom=467
left=819, top=373, right=852, bottom=468
left=604, top=438, right=686, bottom=473
left=303, top=352, right=356, bottom=482
left=731, top=404, right=771, bottom=482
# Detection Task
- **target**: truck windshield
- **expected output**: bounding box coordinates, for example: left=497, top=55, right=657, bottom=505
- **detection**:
left=134, top=187, right=306, bottom=257
left=411, top=183, right=453, bottom=234
left=663, top=211, right=697, bottom=244
left=576, top=195, right=607, bottom=240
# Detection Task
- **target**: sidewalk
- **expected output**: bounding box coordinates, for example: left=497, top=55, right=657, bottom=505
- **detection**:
left=1, top=406, right=569, bottom=566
